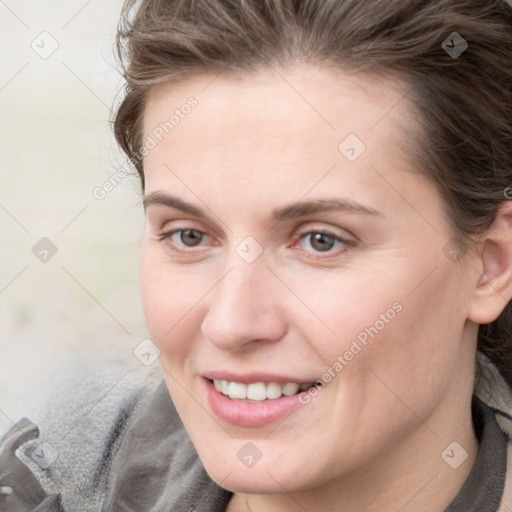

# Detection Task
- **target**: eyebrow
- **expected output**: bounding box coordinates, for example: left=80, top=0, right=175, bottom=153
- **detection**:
left=273, top=198, right=382, bottom=221
left=143, top=192, right=382, bottom=222
left=143, top=192, right=209, bottom=220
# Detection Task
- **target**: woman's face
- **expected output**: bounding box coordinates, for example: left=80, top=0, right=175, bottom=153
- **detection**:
left=140, top=66, right=478, bottom=495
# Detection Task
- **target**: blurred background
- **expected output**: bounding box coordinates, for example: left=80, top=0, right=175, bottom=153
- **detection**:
left=0, top=1, right=159, bottom=437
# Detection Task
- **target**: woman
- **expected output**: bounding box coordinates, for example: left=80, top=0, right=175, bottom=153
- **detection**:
left=1, top=0, right=511, bottom=510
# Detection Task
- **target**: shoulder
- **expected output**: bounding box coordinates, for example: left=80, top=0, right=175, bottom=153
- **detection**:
left=0, top=357, right=162, bottom=512
left=101, top=379, right=232, bottom=512
left=475, top=353, right=512, bottom=511
left=0, top=358, right=231, bottom=512
left=476, top=352, right=512, bottom=439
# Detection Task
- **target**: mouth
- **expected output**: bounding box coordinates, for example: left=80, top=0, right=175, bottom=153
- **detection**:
left=203, top=375, right=321, bottom=427
left=211, top=379, right=315, bottom=402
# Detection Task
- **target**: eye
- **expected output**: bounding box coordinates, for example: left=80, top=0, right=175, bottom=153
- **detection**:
left=160, top=229, right=207, bottom=248
left=298, top=231, right=350, bottom=253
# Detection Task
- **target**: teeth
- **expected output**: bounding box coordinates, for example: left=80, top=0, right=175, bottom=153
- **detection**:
left=247, top=382, right=267, bottom=400
left=213, top=379, right=310, bottom=401
left=282, top=383, right=300, bottom=396
left=266, top=382, right=282, bottom=399
left=228, top=382, right=247, bottom=399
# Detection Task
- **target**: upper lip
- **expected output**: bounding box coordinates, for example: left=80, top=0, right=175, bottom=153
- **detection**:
left=202, top=371, right=317, bottom=385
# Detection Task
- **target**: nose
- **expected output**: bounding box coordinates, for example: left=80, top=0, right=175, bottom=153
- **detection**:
left=200, top=260, right=288, bottom=351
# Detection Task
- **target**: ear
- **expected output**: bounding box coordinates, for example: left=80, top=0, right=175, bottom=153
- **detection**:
left=467, top=201, right=512, bottom=324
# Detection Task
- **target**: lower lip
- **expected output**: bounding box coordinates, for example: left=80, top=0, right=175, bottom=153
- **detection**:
left=204, top=379, right=305, bottom=427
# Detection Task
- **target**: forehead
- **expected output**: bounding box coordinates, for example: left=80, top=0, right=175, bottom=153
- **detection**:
left=142, top=65, right=414, bottom=162
left=141, top=66, right=424, bottom=208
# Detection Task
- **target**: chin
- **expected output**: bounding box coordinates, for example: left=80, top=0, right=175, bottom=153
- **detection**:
left=196, top=444, right=317, bottom=495
left=206, top=463, right=296, bottom=494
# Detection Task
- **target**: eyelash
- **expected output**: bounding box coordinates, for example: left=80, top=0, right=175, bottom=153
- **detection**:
left=293, top=229, right=355, bottom=258
left=157, top=227, right=356, bottom=259
left=157, top=229, right=211, bottom=254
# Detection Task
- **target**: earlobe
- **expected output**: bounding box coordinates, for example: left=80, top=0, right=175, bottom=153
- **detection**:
left=467, top=202, right=512, bottom=324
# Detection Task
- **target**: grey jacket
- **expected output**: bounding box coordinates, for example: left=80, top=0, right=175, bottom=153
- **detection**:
left=0, top=353, right=511, bottom=512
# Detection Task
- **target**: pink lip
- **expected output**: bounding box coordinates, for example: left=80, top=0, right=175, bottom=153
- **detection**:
left=203, top=378, right=307, bottom=428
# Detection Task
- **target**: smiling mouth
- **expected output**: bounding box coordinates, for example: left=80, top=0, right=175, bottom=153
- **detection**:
left=211, top=379, right=316, bottom=402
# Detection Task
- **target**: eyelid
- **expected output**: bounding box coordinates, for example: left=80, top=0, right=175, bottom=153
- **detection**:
left=159, top=227, right=211, bottom=245
left=156, top=229, right=217, bottom=260
left=289, top=225, right=357, bottom=260
left=295, top=231, right=354, bottom=250
left=293, top=223, right=357, bottom=244
left=145, top=205, right=227, bottom=242
left=153, top=214, right=223, bottom=241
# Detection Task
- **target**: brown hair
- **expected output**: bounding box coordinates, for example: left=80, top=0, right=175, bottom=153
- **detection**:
left=113, top=0, right=512, bottom=384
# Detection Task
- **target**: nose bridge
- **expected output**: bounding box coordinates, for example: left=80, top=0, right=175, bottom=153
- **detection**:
left=213, top=256, right=269, bottom=319
left=201, top=253, right=286, bottom=350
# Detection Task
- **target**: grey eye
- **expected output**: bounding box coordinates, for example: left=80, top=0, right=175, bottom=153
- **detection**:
left=301, top=232, right=340, bottom=252
left=178, top=229, right=204, bottom=247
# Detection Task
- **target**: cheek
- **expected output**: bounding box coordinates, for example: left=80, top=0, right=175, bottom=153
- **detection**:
left=338, top=265, right=468, bottom=410
left=278, top=261, right=405, bottom=363
left=139, top=248, right=205, bottom=357
left=301, top=255, right=467, bottom=394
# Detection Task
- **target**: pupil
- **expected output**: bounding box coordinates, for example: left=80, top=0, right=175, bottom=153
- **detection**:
left=181, top=230, right=202, bottom=246
left=311, top=233, right=334, bottom=252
